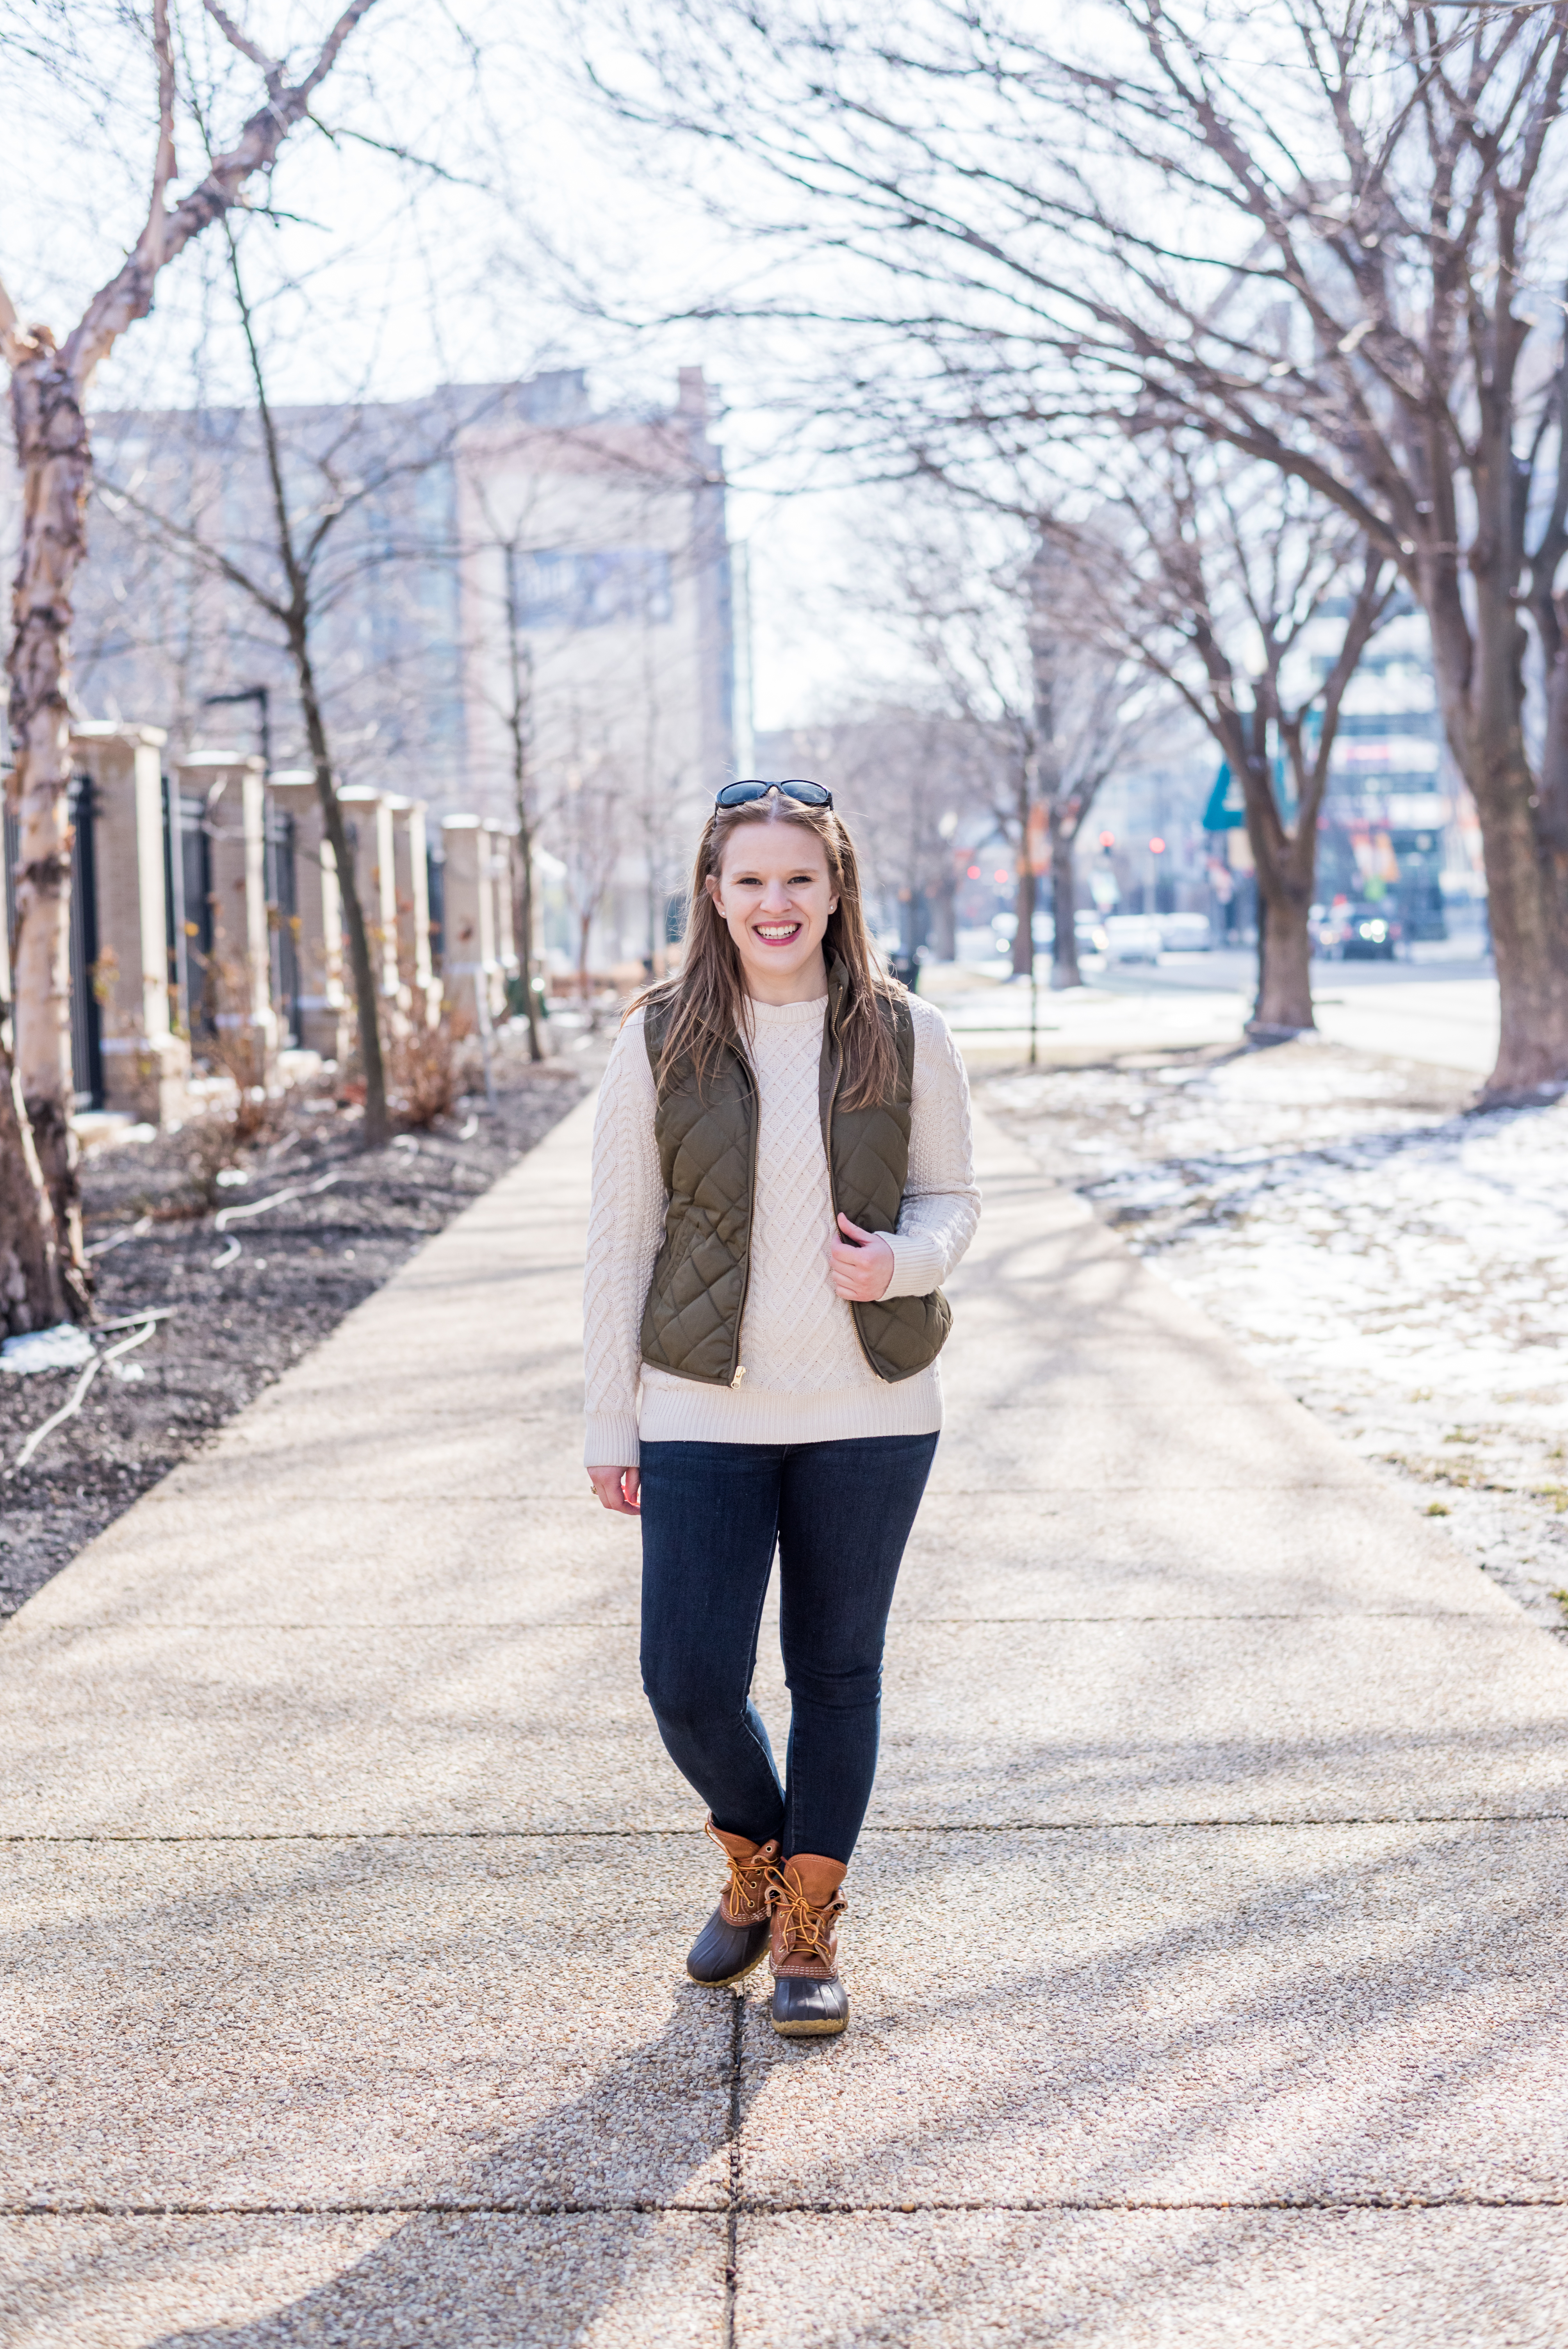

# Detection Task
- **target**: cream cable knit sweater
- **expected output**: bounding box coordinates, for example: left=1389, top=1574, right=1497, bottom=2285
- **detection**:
left=583, top=992, right=980, bottom=1463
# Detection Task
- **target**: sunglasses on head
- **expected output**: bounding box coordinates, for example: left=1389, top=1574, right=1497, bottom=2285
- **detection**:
left=715, top=778, right=833, bottom=811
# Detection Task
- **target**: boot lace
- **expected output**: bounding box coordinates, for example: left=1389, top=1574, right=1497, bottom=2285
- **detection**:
left=768, top=1877, right=846, bottom=1966
left=706, top=1820, right=777, bottom=1918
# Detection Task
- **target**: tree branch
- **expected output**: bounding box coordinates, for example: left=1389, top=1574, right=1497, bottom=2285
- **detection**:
left=95, top=474, right=287, bottom=622
left=60, top=0, right=381, bottom=389
left=145, top=0, right=179, bottom=272
left=201, top=0, right=280, bottom=79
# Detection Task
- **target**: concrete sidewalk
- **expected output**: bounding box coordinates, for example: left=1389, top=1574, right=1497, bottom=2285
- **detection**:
left=4, top=1094, right=1568, bottom=2345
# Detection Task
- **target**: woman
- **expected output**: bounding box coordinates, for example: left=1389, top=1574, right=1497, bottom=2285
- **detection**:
left=584, top=780, right=979, bottom=2038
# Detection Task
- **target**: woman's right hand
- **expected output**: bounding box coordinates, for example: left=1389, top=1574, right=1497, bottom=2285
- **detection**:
left=588, top=1465, right=641, bottom=1515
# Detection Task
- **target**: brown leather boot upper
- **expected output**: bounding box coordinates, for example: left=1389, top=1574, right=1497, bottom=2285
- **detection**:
left=706, top=1817, right=781, bottom=1927
left=768, top=1854, right=847, bottom=1980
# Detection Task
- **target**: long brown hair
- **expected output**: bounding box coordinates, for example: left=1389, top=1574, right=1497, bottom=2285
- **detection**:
left=637, top=791, right=902, bottom=1110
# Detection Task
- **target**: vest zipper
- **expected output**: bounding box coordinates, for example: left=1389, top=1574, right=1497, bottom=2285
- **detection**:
left=821, top=996, right=887, bottom=1384
left=729, top=1050, right=760, bottom=1388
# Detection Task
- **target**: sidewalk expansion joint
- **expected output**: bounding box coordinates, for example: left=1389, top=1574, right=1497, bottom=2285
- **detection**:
left=5, top=2195, right=1564, bottom=2219
left=16, top=1612, right=1511, bottom=1629
left=6, top=1815, right=1568, bottom=1844
left=723, top=1991, right=744, bottom=2348
left=14, top=1622, right=644, bottom=1633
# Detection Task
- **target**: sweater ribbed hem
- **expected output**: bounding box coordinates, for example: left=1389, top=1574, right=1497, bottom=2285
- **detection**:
left=637, top=1364, right=943, bottom=1447
left=882, top=1228, right=945, bottom=1299
left=584, top=1412, right=642, bottom=1468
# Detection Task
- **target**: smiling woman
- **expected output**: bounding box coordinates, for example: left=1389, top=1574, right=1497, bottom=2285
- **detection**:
left=582, top=781, right=980, bottom=2040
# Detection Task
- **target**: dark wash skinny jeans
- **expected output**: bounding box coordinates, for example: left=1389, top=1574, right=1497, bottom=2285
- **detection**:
left=638, top=1433, right=939, bottom=1866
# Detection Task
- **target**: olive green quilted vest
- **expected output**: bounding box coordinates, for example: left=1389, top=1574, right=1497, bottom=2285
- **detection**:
left=639, top=961, right=952, bottom=1388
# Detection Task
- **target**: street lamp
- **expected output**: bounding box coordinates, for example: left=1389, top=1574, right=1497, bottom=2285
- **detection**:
left=202, top=686, right=292, bottom=1043
left=202, top=685, right=271, bottom=774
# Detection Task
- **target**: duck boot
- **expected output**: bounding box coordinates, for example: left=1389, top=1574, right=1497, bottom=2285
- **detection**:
left=686, top=1818, right=781, bottom=1987
left=767, top=1854, right=849, bottom=2037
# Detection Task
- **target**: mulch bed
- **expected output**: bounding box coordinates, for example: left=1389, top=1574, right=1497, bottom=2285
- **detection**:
left=0, top=1058, right=587, bottom=1619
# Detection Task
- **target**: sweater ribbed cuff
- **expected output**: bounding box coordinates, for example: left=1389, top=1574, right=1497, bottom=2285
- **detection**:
left=882, top=1230, right=945, bottom=1299
left=584, top=1412, right=641, bottom=1468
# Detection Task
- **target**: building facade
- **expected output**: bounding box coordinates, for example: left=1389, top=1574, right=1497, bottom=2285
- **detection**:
left=454, top=366, right=743, bottom=976
left=1300, top=598, right=1481, bottom=940
left=2, top=366, right=746, bottom=988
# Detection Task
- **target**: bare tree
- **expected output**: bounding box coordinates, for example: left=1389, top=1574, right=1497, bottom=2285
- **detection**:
left=219, top=225, right=390, bottom=1138
left=452, top=466, right=562, bottom=1064
left=1024, top=538, right=1173, bottom=990
left=1041, top=446, right=1396, bottom=1026
left=0, top=0, right=377, bottom=1331
left=467, top=506, right=689, bottom=1059
left=866, top=539, right=1041, bottom=977
left=860, top=517, right=1167, bottom=983
left=596, top=0, right=1568, bottom=1094
left=553, top=745, right=625, bottom=1016
left=98, top=219, right=510, bottom=1142
left=501, top=593, right=551, bottom=1062
left=790, top=704, right=990, bottom=960
left=450, top=384, right=727, bottom=1039
left=629, top=615, right=687, bottom=985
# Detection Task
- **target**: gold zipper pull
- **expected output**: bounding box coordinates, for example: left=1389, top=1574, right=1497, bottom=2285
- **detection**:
left=731, top=1364, right=747, bottom=1387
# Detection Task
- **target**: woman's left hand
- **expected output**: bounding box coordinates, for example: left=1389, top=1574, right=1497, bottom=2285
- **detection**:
left=830, top=1212, right=895, bottom=1302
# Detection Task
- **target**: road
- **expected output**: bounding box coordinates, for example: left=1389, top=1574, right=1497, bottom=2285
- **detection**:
left=926, top=940, right=1502, bottom=1076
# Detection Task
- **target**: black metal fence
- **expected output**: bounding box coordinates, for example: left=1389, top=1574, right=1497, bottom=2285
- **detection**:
left=66, top=777, right=102, bottom=1108
left=426, top=844, right=445, bottom=969
left=3, top=779, right=103, bottom=1109
left=162, top=778, right=212, bottom=1037
left=264, top=799, right=299, bottom=1046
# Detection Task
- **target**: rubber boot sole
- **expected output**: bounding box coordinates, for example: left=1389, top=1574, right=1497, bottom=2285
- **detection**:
left=688, top=1943, right=769, bottom=1990
left=769, top=2005, right=849, bottom=2037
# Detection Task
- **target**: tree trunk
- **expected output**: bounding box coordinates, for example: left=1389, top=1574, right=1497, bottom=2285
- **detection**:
left=1463, top=744, right=1568, bottom=1096
left=1049, top=810, right=1081, bottom=989
left=289, top=624, right=389, bottom=1146
left=1249, top=837, right=1317, bottom=1036
left=504, top=585, right=547, bottom=1061
left=930, top=870, right=957, bottom=962
left=0, top=1054, right=64, bottom=1338
left=1011, top=861, right=1036, bottom=978
left=577, top=911, right=592, bottom=1007
left=5, top=343, right=93, bottom=1318
left=514, top=839, right=547, bottom=1062
left=0, top=0, right=379, bottom=1324
left=1430, top=571, right=1568, bottom=1096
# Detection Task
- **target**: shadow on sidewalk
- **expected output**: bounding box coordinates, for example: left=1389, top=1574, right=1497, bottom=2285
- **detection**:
left=141, top=1991, right=753, bottom=2347
left=6, top=1800, right=1566, bottom=2344
left=736, top=1818, right=1568, bottom=2210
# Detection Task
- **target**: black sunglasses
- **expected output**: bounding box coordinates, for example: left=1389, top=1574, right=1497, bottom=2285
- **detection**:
left=715, top=778, right=833, bottom=811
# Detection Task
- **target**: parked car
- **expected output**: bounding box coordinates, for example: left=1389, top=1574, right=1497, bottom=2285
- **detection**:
left=991, top=910, right=1055, bottom=947
left=1103, top=913, right=1163, bottom=964
left=991, top=911, right=1110, bottom=957
left=1313, top=901, right=1402, bottom=961
left=1156, top=911, right=1213, bottom=952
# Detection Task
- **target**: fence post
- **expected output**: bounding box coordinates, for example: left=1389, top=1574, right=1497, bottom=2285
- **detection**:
left=69, top=722, right=189, bottom=1125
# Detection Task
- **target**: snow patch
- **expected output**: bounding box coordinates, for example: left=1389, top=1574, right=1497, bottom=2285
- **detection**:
left=987, top=1049, right=1568, bottom=1626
